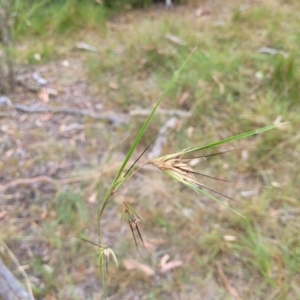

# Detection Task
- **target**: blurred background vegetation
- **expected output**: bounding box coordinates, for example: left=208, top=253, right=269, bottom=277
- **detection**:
left=0, top=0, right=300, bottom=299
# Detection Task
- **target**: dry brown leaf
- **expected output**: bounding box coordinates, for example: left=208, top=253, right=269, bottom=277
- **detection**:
left=0, top=210, right=7, bottom=219
left=40, top=113, right=54, bottom=121
left=160, top=254, right=170, bottom=268
left=160, top=260, right=183, bottom=273
left=123, top=259, right=155, bottom=276
left=109, top=81, right=119, bottom=89
left=40, top=211, right=48, bottom=220
left=46, top=87, right=58, bottom=96
left=88, top=192, right=97, bottom=203
left=269, top=208, right=279, bottom=217
left=194, top=8, right=204, bottom=17
left=223, top=235, right=237, bottom=242
left=142, top=241, right=156, bottom=252
left=178, top=91, right=190, bottom=106
left=143, top=238, right=165, bottom=252
left=5, top=149, right=14, bottom=158
left=38, top=87, right=50, bottom=103
left=76, top=42, right=98, bottom=52
left=194, top=7, right=210, bottom=18
left=165, top=33, right=187, bottom=46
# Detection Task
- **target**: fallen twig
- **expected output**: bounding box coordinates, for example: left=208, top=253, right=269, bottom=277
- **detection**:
left=0, top=161, right=129, bottom=192
left=12, top=103, right=191, bottom=125
left=257, top=47, right=288, bottom=58
left=130, top=108, right=191, bottom=118
left=13, top=104, right=129, bottom=125
left=0, top=175, right=87, bottom=192
left=216, top=261, right=241, bottom=300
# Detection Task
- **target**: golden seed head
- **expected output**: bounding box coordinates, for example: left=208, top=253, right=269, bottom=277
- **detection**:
left=150, top=154, right=197, bottom=185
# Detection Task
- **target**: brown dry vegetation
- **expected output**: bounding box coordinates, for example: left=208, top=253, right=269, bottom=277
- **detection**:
left=1, top=0, right=300, bottom=299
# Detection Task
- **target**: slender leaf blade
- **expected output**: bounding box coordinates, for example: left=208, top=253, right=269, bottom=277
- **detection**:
left=181, top=125, right=277, bottom=155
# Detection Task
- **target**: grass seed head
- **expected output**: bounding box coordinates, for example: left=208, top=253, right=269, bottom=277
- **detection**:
left=150, top=154, right=199, bottom=187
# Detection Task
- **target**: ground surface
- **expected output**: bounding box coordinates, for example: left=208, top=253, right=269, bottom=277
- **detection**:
left=1, top=0, right=300, bottom=299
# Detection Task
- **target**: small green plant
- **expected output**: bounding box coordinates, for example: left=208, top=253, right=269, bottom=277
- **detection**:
left=270, top=55, right=299, bottom=104
left=12, top=0, right=106, bottom=38
left=95, top=50, right=278, bottom=288
left=56, top=189, right=87, bottom=226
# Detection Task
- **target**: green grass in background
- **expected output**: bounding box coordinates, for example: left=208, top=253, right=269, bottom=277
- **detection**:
left=13, top=0, right=107, bottom=36
left=12, top=0, right=107, bottom=64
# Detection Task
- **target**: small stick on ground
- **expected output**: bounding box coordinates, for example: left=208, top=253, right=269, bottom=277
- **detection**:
left=216, top=261, right=241, bottom=300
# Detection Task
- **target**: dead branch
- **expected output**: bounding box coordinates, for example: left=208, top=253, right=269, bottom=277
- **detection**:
left=12, top=103, right=191, bottom=125
left=0, top=257, right=32, bottom=300
left=0, top=175, right=89, bottom=192
left=130, top=108, right=191, bottom=118
left=13, top=104, right=129, bottom=125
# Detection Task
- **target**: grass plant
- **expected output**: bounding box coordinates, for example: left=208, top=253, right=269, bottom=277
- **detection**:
left=2, top=0, right=300, bottom=299
left=13, top=0, right=106, bottom=37
left=11, top=0, right=107, bottom=64
left=96, top=49, right=277, bottom=293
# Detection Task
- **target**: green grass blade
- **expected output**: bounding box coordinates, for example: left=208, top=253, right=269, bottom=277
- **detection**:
left=181, top=125, right=277, bottom=155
